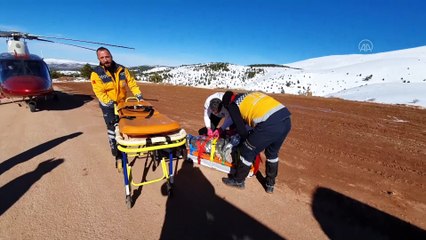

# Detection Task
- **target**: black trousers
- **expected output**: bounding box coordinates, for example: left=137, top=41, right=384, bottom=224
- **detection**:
left=99, top=103, right=118, bottom=157
left=237, top=108, right=292, bottom=185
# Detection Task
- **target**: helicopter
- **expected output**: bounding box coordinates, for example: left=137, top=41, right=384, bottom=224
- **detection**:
left=0, top=30, right=133, bottom=112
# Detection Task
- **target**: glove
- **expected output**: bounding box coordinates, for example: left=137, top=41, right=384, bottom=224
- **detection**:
left=217, top=128, right=225, bottom=137
left=135, top=94, right=143, bottom=101
left=207, top=128, right=214, bottom=137
left=212, top=129, right=220, bottom=138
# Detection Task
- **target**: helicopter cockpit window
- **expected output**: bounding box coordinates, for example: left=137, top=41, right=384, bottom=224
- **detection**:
left=0, top=60, right=51, bottom=82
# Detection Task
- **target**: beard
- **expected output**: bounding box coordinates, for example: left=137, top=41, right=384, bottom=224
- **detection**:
left=103, top=61, right=117, bottom=74
left=101, top=61, right=112, bottom=67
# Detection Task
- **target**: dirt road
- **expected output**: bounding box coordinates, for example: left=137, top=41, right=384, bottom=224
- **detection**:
left=1, top=82, right=425, bottom=239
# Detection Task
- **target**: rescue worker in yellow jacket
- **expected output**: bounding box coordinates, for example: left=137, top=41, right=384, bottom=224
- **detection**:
left=90, top=47, right=143, bottom=168
left=221, top=91, right=291, bottom=193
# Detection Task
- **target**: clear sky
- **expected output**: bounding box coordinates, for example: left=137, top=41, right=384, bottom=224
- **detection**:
left=1, top=0, right=425, bottom=67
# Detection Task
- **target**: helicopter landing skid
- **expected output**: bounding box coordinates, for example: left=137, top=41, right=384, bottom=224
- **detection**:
left=26, top=100, right=37, bottom=112
left=0, top=97, right=38, bottom=112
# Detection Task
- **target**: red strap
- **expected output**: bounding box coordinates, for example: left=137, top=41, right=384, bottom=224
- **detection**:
left=196, top=136, right=212, bottom=164
left=253, top=154, right=262, bottom=175
left=230, top=94, right=236, bottom=103
left=196, top=141, right=204, bottom=164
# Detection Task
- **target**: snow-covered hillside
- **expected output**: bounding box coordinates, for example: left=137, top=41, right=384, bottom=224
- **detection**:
left=47, top=46, right=426, bottom=108
left=136, top=46, right=426, bottom=107
left=286, top=46, right=426, bottom=96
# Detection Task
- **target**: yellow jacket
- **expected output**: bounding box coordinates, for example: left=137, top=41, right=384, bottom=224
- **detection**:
left=238, top=92, right=285, bottom=127
left=90, top=64, right=141, bottom=105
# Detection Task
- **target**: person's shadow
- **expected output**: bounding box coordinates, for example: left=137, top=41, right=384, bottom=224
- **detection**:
left=0, top=132, right=82, bottom=175
left=0, top=158, right=64, bottom=215
left=0, top=132, right=82, bottom=216
left=160, top=161, right=285, bottom=240
left=312, top=187, right=426, bottom=240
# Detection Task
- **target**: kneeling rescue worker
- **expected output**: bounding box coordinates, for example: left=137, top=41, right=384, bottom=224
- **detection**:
left=221, top=91, right=291, bottom=193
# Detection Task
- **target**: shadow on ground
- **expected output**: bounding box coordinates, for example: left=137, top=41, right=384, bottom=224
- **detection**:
left=37, top=91, right=94, bottom=111
left=0, top=132, right=82, bottom=215
left=312, top=187, right=426, bottom=240
left=0, top=158, right=64, bottom=215
left=0, top=132, right=82, bottom=175
left=160, top=161, right=285, bottom=240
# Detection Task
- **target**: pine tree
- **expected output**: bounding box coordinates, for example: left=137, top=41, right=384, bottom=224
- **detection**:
left=80, top=64, right=93, bottom=79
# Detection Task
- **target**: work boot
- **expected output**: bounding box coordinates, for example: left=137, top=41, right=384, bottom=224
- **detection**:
left=266, top=161, right=278, bottom=186
left=265, top=160, right=278, bottom=193
left=222, top=177, right=245, bottom=189
left=265, top=184, right=274, bottom=194
left=233, top=159, right=252, bottom=183
left=111, top=147, right=118, bottom=157
left=115, top=155, right=123, bottom=173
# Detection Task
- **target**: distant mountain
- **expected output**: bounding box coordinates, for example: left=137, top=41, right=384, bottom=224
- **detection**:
left=49, top=46, right=426, bottom=107
left=45, top=58, right=163, bottom=72
left=44, top=58, right=96, bottom=71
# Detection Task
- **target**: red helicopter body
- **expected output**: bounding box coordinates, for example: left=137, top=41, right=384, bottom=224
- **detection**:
left=0, top=53, right=53, bottom=99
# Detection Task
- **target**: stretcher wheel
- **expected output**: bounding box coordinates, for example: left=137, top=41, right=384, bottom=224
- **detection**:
left=166, top=181, right=173, bottom=197
left=126, top=195, right=132, bottom=209
left=180, top=146, right=188, bottom=161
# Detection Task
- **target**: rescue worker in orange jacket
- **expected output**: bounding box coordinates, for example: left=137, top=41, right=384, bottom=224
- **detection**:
left=90, top=47, right=143, bottom=168
left=221, top=91, right=291, bottom=193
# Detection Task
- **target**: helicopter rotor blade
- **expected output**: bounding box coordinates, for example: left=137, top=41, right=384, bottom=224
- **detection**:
left=0, top=30, right=24, bottom=38
left=0, top=31, right=41, bottom=40
left=43, top=40, right=97, bottom=51
left=0, top=30, right=134, bottom=50
left=0, top=30, right=13, bottom=37
left=0, top=30, right=18, bottom=35
left=32, top=37, right=96, bottom=51
left=32, top=38, right=54, bottom=43
left=36, top=35, right=135, bottom=50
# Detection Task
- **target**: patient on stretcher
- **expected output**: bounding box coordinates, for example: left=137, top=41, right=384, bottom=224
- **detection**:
left=187, top=133, right=241, bottom=164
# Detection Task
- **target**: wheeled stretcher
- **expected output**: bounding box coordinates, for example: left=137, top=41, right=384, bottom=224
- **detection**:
left=114, top=98, right=187, bottom=208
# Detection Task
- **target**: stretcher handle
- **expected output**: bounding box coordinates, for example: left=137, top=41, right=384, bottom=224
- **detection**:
left=125, top=96, right=142, bottom=102
left=125, top=97, right=154, bottom=116
left=125, top=105, right=154, bottom=118
left=115, top=97, right=148, bottom=112
left=118, top=106, right=155, bottom=120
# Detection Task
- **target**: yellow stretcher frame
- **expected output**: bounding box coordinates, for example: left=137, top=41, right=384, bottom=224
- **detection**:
left=114, top=98, right=187, bottom=208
